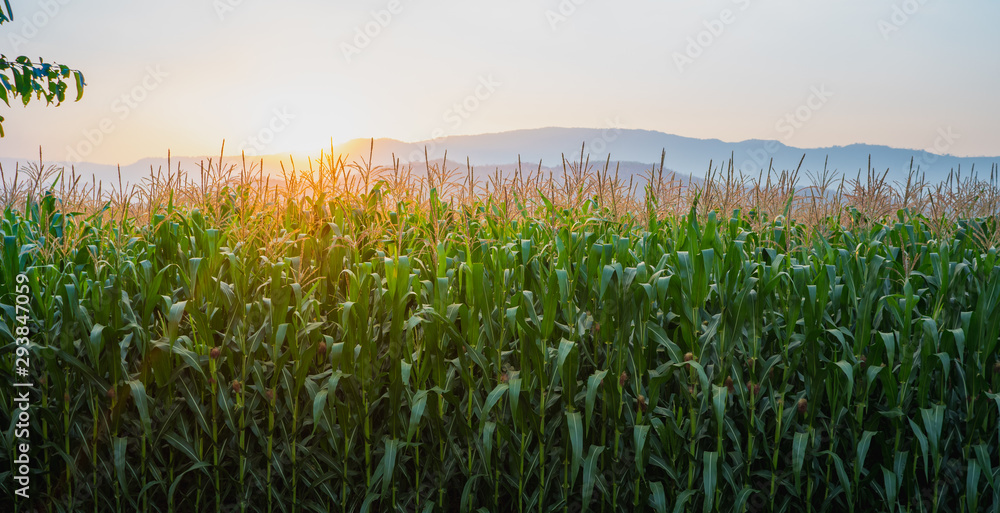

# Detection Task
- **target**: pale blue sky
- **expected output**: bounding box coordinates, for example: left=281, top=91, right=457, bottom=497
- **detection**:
left=1, top=0, right=997, bottom=164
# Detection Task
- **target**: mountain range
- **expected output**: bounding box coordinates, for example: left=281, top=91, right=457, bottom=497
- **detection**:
left=2, top=127, right=997, bottom=189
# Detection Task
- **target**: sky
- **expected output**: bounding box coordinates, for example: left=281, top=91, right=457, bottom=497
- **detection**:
left=0, top=0, right=998, bottom=165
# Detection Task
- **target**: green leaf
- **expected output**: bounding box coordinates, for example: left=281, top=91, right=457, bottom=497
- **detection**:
left=557, top=338, right=579, bottom=403
left=973, top=444, right=994, bottom=489
left=127, top=380, right=152, bottom=439
left=216, top=385, right=237, bottom=433
left=731, top=486, right=754, bottom=513
left=856, top=430, right=876, bottom=482
left=792, top=431, right=808, bottom=493
left=567, top=411, right=583, bottom=486
left=482, top=382, right=508, bottom=420
left=164, top=432, right=203, bottom=464
left=380, top=438, right=399, bottom=496
left=482, top=421, right=497, bottom=471
left=585, top=369, right=607, bottom=435
left=600, top=264, right=617, bottom=300
left=634, top=425, right=650, bottom=477
left=910, top=416, right=930, bottom=479
left=967, top=459, right=981, bottom=513
left=881, top=467, right=898, bottom=513
left=89, top=323, right=105, bottom=361
left=649, top=481, right=667, bottom=513
left=919, top=405, right=944, bottom=466
left=834, top=360, right=855, bottom=401
left=829, top=451, right=853, bottom=504
left=407, top=390, right=428, bottom=444
left=581, top=446, right=605, bottom=513
left=672, top=490, right=697, bottom=513
left=508, top=377, right=522, bottom=421
left=702, top=451, right=718, bottom=513
left=712, top=384, right=727, bottom=429
left=167, top=461, right=211, bottom=506
left=113, top=437, right=128, bottom=492
left=74, top=70, right=85, bottom=101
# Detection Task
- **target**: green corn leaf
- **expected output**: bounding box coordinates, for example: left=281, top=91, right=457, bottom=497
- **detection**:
left=880, top=332, right=896, bottom=369
left=164, top=431, right=203, bottom=464
left=407, top=390, right=428, bottom=444
left=920, top=405, right=944, bottom=473
left=731, top=486, right=754, bottom=513
left=461, top=474, right=482, bottom=513
left=829, top=451, right=853, bottom=506
left=113, top=437, right=128, bottom=493
left=508, top=377, right=522, bottom=420
left=567, top=411, right=583, bottom=486
left=967, top=459, right=981, bottom=513
left=649, top=481, right=667, bottom=513
left=702, top=451, right=718, bottom=513
left=581, top=446, right=605, bottom=513
left=311, top=387, right=329, bottom=434
left=792, top=431, right=808, bottom=493
left=973, top=444, right=994, bottom=489
left=55, top=348, right=109, bottom=397
left=600, top=264, right=617, bottom=301
left=167, top=461, right=211, bottom=506
left=855, top=430, right=876, bottom=483
left=834, top=360, right=855, bottom=401
left=907, top=417, right=929, bottom=481
left=585, top=369, right=607, bottom=435
left=482, top=421, right=496, bottom=472
left=881, top=467, right=898, bottom=513
left=712, top=385, right=727, bottom=429
left=127, top=380, right=152, bottom=439
left=154, top=338, right=205, bottom=378
left=359, top=492, right=379, bottom=513
left=380, top=438, right=399, bottom=496
left=635, top=425, right=650, bottom=477
left=217, top=383, right=237, bottom=433
left=672, top=490, right=697, bottom=513
left=557, top=338, right=579, bottom=404
left=178, top=379, right=210, bottom=435
left=482, top=382, right=508, bottom=421
left=893, top=451, right=908, bottom=489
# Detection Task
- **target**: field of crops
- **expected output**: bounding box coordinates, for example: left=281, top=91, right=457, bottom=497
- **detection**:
left=2, top=154, right=1000, bottom=513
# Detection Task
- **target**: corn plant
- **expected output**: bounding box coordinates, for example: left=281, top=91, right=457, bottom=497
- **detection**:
left=1, top=156, right=999, bottom=513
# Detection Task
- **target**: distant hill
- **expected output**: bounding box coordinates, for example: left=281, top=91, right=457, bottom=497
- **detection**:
left=0, top=154, right=304, bottom=191
left=2, top=127, right=997, bottom=189
left=332, top=127, right=1000, bottom=183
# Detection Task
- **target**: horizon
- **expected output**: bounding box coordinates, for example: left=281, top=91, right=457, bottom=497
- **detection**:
left=2, top=125, right=996, bottom=169
left=1, top=1, right=998, bottom=166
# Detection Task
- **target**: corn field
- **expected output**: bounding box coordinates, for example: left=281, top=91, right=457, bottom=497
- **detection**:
left=2, top=151, right=1000, bottom=512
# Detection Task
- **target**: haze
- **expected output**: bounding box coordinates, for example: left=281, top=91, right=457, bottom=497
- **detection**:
left=0, top=0, right=998, bottom=165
